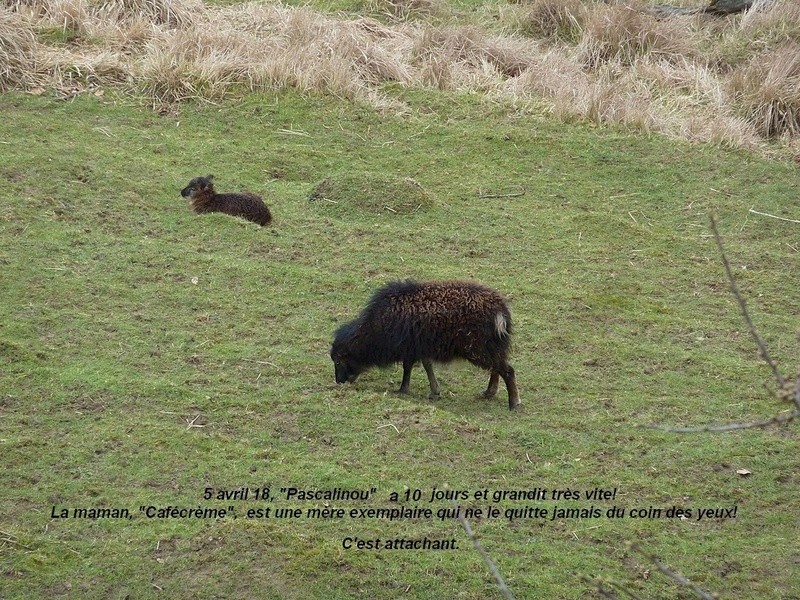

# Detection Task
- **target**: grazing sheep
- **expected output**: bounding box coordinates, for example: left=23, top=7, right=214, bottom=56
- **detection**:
left=180, top=175, right=272, bottom=226
left=330, top=280, right=520, bottom=410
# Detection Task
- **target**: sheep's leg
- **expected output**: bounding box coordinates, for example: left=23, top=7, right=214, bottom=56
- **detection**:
left=422, top=359, right=440, bottom=399
left=398, top=359, right=413, bottom=394
left=499, top=365, right=520, bottom=410
left=480, top=372, right=499, bottom=399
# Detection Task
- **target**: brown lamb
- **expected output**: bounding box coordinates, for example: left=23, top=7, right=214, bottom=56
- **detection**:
left=180, top=175, right=272, bottom=226
left=330, top=280, right=520, bottom=410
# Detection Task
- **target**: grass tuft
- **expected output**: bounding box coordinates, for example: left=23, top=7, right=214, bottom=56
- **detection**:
left=579, top=4, right=693, bottom=68
left=729, top=42, right=800, bottom=137
left=507, top=0, right=587, bottom=44
left=308, top=172, right=434, bottom=214
left=0, top=7, right=42, bottom=91
left=367, top=0, right=447, bottom=22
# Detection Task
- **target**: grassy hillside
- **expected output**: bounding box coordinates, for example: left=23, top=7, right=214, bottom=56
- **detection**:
left=1, top=85, right=798, bottom=598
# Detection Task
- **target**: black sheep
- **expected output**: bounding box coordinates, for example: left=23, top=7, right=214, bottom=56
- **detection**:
left=330, top=280, right=520, bottom=410
left=180, top=175, right=272, bottom=226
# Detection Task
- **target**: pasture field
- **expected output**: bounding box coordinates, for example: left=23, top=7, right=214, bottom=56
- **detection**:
left=1, top=86, right=798, bottom=599
left=1, top=1, right=800, bottom=596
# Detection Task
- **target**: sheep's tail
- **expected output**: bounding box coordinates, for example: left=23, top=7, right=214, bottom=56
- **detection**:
left=494, top=311, right=509, bottom=338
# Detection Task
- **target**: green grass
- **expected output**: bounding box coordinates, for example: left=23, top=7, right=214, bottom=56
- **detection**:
left=1, top=87, right=799, bottom=599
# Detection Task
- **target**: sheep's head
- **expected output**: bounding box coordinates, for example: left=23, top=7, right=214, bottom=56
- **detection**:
left=181, top=175, right=215, bottom=198
left=331, top=356, right=363, bottom=384
left=330, top=321, right=365, bottom=384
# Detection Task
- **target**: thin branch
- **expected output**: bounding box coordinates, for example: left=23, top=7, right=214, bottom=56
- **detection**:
left=0, top=533, right=31, bottom=550
left=581, top=575, right=644, bottom=599
left=642, top=409, right=800, bottom=432
left=276, top=128, right=311, bottom=137
left=240, top=358, right=280, bottom=368
left=606, top=581, right=645, bottom=600
left=643, top=216, right=797, bottom=432
left=748, top=208, right=800, bottom=224
left=453, top=500, right=515, bottom=600
left=794, top=377, right=800, bottom=410
left=580, top=576, right=619, bottom=599
left=710, top=215, right=786, bottom=389
left=185, top=414, right=206, bottom=429
left=629, top=543, right=717, bottom=600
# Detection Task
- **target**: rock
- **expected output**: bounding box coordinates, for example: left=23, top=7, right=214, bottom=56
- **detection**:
left=705, top=0, right=754, bottom=15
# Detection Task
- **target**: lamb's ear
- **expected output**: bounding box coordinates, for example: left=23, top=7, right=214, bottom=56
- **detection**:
left=206, top=175, right=215, bottom=182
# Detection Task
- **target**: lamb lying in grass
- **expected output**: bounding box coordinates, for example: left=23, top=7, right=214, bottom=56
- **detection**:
left=180, top=175, right=272, bottom=226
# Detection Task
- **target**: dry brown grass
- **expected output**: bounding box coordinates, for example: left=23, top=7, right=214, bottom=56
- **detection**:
left=729, top=42, right=800, bottom=137
left=0, top=7, right=42, bottom=91
left=2, top=0, right=799, bottom=153
left=412, top=26, right=537, bottom=82
left=505, top=0, right=587, bottom=43
left=368, top=0, right=447, bottom=22
left=740, top=0, right=800, bottom=34
left=579, top=4, right=695, bottom=68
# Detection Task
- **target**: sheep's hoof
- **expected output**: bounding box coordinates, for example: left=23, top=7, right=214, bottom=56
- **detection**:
left=428, top=391, right=440, bottom=400
left=508, top=399, right=521, bottom=410
left=395, top=387, right=410, bottom=395
left=478, top=389, right=497, bottom=399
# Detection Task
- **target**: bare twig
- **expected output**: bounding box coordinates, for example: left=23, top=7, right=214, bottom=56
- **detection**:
left=794, top=377, right=800, bottom=409
left=628, top=543, right=717, bottom=600
left=453, top=500, right=515, bottom=600
left=710, top=215, right=785, bottom=389
left=581, top=575, right=644, bottom=599
left=748, top=208, right=800, bottom=224
left=276, top=128, right=311, bottom=137
left=185, top=414, right=206, bottom=429
left=581, top=575, right=619, bottom=599
left=642, top=216, right=798, bottom=432
left=608, top=581, right=644, bottom=600
left=0, top=533, right=31, bottom=550
left=478, top=187, right=525, bottom=199
left=240, top=358, right=280, bottom=368
left=643, top=409, right=799, bottom=432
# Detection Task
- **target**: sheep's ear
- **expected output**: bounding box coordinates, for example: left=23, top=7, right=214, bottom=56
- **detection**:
left=206, top=175, right=215, bottom=182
